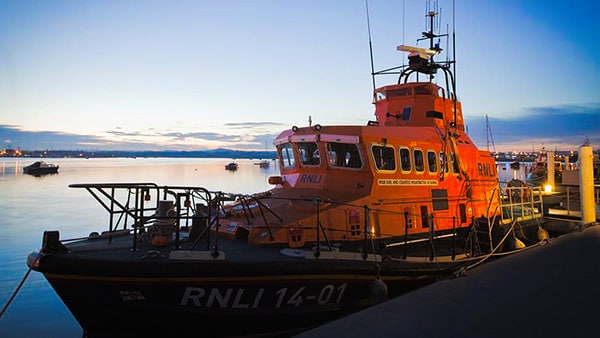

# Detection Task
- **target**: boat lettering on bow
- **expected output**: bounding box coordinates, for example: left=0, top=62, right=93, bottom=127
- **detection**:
left=299, top=173, right=323, bottom=184
left=181, top=283, right=347, bottom=309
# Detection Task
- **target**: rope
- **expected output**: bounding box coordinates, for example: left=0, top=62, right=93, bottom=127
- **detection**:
left=0, top=266, right=32, bottom=319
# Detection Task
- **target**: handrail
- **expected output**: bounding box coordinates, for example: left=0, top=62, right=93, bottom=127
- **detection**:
left=498, top=185, right=544, bottom=224
left=69, top=183, right=222, bottom=251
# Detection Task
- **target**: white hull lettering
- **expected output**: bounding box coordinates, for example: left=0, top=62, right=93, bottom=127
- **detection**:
left=299, top=174, right=322, bottom=184
left=181, top=287, right=205, bottom=306
left=180, top=283, right=347, bottom=309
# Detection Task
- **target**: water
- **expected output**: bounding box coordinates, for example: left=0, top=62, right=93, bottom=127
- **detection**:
left=0, top=157, right=278, bottom=338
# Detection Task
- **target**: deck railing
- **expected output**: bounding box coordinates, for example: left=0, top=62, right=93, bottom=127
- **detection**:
left=68, top=183, right=223, bottom=252
left=498, top=185, right=544, bottom=224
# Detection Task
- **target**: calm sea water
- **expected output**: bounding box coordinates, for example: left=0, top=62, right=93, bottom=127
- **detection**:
left=0, top=157, right=278, bottom=338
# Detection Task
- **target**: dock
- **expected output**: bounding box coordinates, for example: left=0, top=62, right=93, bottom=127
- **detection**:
left=296, top=224, right=600, bottom=338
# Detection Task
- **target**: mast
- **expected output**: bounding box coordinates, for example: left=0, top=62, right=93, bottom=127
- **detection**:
left=486, top=114, right=496, bottom=154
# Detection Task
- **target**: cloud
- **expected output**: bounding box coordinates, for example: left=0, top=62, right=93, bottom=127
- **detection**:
left=0, top=124, right=107, bottom=150
left=224, top=122, right=286, bottom=129
left=3, top=103, right=598, bottom=153
left=160, top=131, right=236, bottom=141
left=465, top=103, right=600, bottom=151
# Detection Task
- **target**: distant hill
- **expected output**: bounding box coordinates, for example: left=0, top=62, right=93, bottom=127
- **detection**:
left=1, top=148, right=277, bottom=159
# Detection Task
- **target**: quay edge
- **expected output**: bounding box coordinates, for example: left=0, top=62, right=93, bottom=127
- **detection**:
left=296, top=224, right=600, bottom=338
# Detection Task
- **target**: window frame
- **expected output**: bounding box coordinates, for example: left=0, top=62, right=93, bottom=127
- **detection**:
left=326, top=142, right=363, bottom=170
left=278, top=142, right=296, bottom=169
left=399, top=147, right=411, bottom=173
left=413, top=148, right=425, bottom=174
left=427, top=150, right=438, bottom=174
left=297, top=142, right=321, bottom=167
left=370, top=143, right=396, bottom=172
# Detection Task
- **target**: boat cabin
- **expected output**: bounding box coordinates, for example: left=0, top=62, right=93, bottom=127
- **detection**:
left=259, top=78, right=498, bottom=247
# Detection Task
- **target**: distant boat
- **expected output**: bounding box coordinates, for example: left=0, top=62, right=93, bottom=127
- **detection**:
left=23, top=161, right=59, bottom=176
left=225, top=162, right=238, bottom=171
left=254, top=160, right=269, bottom=168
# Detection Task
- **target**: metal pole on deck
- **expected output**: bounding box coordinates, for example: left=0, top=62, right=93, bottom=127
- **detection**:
left=579, top=141, right=596, bottom=225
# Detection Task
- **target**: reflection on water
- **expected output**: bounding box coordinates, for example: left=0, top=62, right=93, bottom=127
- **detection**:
left=0, top=157, right=279, bottom=338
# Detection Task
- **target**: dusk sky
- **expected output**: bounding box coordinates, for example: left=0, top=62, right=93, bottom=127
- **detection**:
left=1, top=0, right=598, bottom=152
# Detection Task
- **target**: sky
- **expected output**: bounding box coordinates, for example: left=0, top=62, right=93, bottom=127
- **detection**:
left=0, top=0, right=598, bottom=153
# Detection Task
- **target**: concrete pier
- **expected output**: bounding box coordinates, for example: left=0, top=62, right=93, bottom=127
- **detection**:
left=297, top=225, right=600, bottom=338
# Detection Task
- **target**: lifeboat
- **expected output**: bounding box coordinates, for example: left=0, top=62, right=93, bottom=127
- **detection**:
left=27, top=9, right=549, bottom=338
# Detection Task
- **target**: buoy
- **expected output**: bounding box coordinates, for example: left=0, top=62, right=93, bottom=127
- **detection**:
left=368, top=277, right=389, bottom=305
left=537, top=226, right=549, bottom=241
left=151, top=235, right=169, bottom=247
left=507, top=235, right=526, bottom=251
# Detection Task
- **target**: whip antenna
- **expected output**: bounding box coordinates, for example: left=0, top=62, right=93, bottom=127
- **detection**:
left=452, top=0, right=457, bottom=126
left=366, top=0, right=376, bottom=100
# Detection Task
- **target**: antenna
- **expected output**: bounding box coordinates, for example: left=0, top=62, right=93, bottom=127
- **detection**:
left=365, top=0, right=376, bottom=99
left=452, top=0, right=457, bottom=126
left=402, top=0, right=405, bottom=68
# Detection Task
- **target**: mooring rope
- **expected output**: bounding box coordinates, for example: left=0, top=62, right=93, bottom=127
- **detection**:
left=0, top=266, right=32, bottom=319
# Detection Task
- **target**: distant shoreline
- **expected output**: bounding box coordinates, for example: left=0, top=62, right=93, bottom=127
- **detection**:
left=0, top=149, right=278, bottom=159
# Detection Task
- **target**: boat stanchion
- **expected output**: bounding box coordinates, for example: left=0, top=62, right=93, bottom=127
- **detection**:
left=314, top=197, right=321, bottom=258
left=256, top=198, right=274, bottom=241
left=131, top=187, right=142, bottom=252
left=428, top=214, right=435, bottom=261
left=212, top=193, right=221, bottom=258
left=452, top=216, right=456, bottom=261
left=403, top=211, right=409, bottom=259
left=363, top=205, right=370, bottom=260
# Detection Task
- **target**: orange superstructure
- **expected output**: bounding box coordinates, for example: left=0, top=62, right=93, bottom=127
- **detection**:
left=229, top=12, right=501, bottom=247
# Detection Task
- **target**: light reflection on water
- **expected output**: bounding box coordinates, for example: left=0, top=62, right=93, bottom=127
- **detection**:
left=0, top=157, right=278, bottom=338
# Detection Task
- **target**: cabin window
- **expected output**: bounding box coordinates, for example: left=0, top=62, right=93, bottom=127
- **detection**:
left=298, top=142, right=320, bottom=166
left=375, top=92, right=386, bottom=101
left=420, top=206, right=429, bottom=228
left=326, top=142, right=362, bottom=169
left=415, top=85, right=432, bottom=95
left=459, top=203, right=467, bottom=224
left=427, top=150, right=438, bottom=173
left=387, top=88, right=413, bottom=97
left=402, top=107, right=412, bottom=121
left=450, top=153, right=460, bottom=174
left=371, top=144, right=395, bottom=171
left=439, top=152, right=449, bottom=173
left=278, top=143, right=295, bottom=169
left=414, top=149, right=424, bottom=173
left=432, top=189, right=449, bottom=211
left=399, top=147, right=411, bottom=172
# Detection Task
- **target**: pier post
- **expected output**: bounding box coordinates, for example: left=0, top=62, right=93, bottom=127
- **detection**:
left=579, top=141, right=596, bottom=225
left=546, top=151, right=555, bottom=191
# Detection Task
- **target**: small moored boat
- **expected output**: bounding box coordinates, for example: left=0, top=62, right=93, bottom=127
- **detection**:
left=255, top=160, right=269, bottom=168
left=23, top=161, right=59, bottom=176
left=224, top=162, right=238, bottom=171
